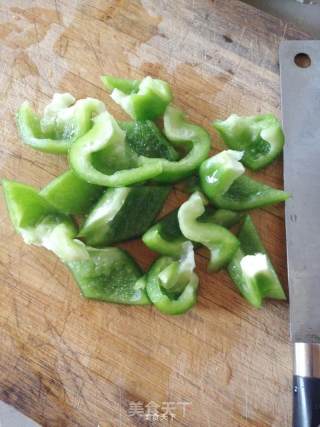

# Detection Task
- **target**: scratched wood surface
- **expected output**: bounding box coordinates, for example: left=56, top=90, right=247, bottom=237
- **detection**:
left=0, top=1, right=309, bottom=426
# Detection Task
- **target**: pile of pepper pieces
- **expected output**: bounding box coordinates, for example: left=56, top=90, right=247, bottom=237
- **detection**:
left=2, top=75, right=288, bottom=315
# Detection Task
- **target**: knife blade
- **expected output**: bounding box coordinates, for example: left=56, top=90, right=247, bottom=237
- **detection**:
left=0, top=400, right=40, bottom=427
left=280, top=40, right=320, bottom=427
left=280, top=40, right=320, bottom=344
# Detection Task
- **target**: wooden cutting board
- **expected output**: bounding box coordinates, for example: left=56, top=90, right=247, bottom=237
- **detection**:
left=0, top=1, right=309, bottom=426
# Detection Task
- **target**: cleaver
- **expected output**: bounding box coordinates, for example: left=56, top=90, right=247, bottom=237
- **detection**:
left=0, top=400, right=40, bottom=427
left=280, top=40, right=320, bottom=427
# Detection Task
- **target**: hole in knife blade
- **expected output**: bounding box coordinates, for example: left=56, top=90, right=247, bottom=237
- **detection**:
left=294, top=53, right=311, bottom=68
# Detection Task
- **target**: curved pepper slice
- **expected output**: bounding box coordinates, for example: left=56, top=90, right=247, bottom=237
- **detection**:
left=69, top=111, right=163, bottom=187
left=154, top=105, right=211, bottom=183
left=143, top=206, right=243, bottom=257
left=210, top=175, right=289, bottom=211
left=228, top=215, right=286, bottom=307
left=70, top=107, right=210, bottom=186
left=119, top=120, right=178, bottom=160
left=79, top=185, right=170, bottom=246
left=200, top=150, right=245, bottom=199
left=2, top=180, right=149, bottom=305
left=17, top=93, right=105, bottom=154
left=22, top=214, right=89, bottom=262
left=178, top=192, right=239, bottom=271
left=68, top=247, right=150, bottom=305
left=213, top=114, right=285, bottom=170
left=142, top=209, right=187, bottom=257
left=146, top=243, right=199, bottom=315
left=101, top=75, right=172, bottom=120
left=2, top=179, right=59, bottom=230
left=40, top=170, right=103, bottom=215
left=2, top=180, right=88, bottom=262
left=199, top=150, right=289, bottom=210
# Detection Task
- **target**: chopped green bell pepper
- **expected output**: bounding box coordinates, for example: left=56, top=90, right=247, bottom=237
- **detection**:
left=119, top=120, right=178, bottom=160
left=79, top=185, right=170, bottom=246
left=2, top=179, right=88, bottom=262
left=200, top=149, right=289, bottom=210
left=199, top=207, right=244, bottom=228
left=158, top=242, right=196, bottom=293
left=17, top=94, right=105, bottom=154
left=3, top=179, right=149, bottom=304
left=154, top=105, right=211, bottom=183
left=70, top=106, right=210, bottom=186
left=210, top=175, right=289, bottom=211
left=143, top=206, right=243, bottom=257
left=69, top=111, right=164, bottom=187
left=68, top=247, right=150, bottom=305
left=142, top=209, right=186, bottom=257
left=22, top=214, right=89, bottom=262
left=178, top=192, right=240, bottom=271
left=214, top=114, right=284, bottom=170
left=2, top=179, right=58, bottom=230
left=199, top=150, right=245, bottom=199
left=146, top=242, right=199, bottom=314
left=101, top=76, right=140, bottom=94
left=28, top=221, right=149, bottom=304
left=228, top=215, right=286, bottom=307
left=101, top=75, right=172, bottom=120
left=178, top=192, right=239, bottom=271
left=40, top=170, right=103, bottom=215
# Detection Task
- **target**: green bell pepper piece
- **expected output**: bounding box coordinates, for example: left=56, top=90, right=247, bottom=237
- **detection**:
left=69, top=111, right=164, bottom=187
left=3, top=180, right=149, bottom=305
left=79, top=185, right=170, bottom=246
left=2, top=179, right=88, bottom=262
left=22, top=214, right=89, bottom=262
left=210, top=175, right=289, bottom=211
left=199, top=150, right=289, bottom=210
left=70, top=107, right=210, bottom=186
left=68, top=247, right=150, bottom=305
left=199, top=207, right=244, bottom=228
left=142, top=209, right=187, bottom=257
left=40, top=170, right=103, bottom=215
left=199, top=150, right=245, bottom=199
left=101, top=75, right=172, bottom=120
left=101, top=76, right=140, bottom=94
left=17, top=94, right=105, bottom=154
left=143, top=206, right=243, bottom=257
left=178, top=192, right=239, bottom=271
left=119, top=120, right=179, bottom=161
left=146, top=243, right=199, bottom=314
left=158, top=242, right=196, bottom=293
left=214, top=114, right=285, bottom=170
left=228, top=215, right=286, bottom=307
left=154, top=105, right=211, bottom=183
left=2, top=179, right=58, bottom=230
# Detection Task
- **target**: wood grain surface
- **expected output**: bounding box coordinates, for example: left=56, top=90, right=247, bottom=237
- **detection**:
left=0, top=1, right=309, bottom=426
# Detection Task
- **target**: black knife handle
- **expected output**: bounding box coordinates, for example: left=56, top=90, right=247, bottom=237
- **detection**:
left=293, top=343, right=320, bottom=427
left=293, top=375, right=320, bottom=427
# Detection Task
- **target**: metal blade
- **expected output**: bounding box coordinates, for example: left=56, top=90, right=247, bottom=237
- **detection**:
left=280, top=40, right=320, bottom=343
left=0, top=400, right=40, bottom=427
